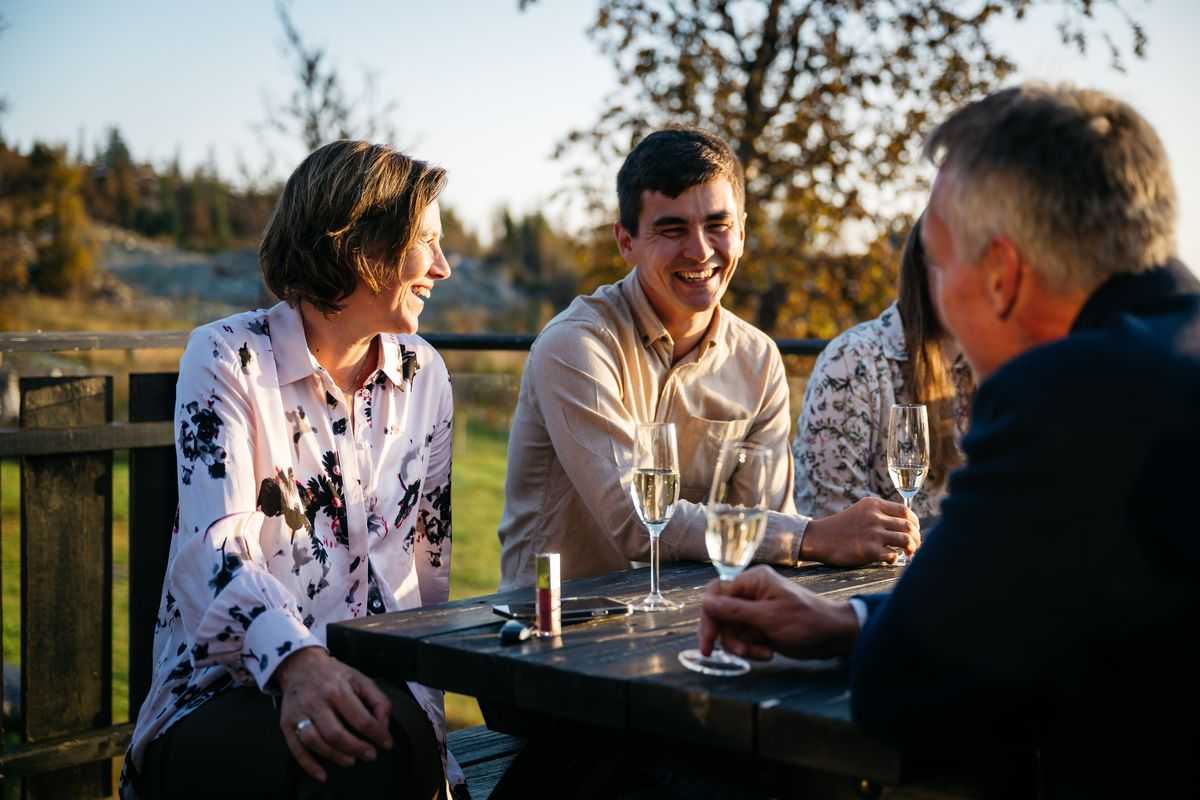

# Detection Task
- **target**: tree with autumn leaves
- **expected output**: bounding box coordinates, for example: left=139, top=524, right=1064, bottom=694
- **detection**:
left=539, top=0, right=1146, bottom=338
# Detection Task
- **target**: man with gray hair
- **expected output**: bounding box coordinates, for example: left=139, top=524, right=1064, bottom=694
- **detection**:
left=696, top=84, right=1200, bottom=796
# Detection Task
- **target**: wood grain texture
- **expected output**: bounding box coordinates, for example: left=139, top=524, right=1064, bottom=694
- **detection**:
left=19, top=376, right=113, bottom=799
left=0, top=421, right=173, bottom=457
left=0, top=724, right=132, bottom=778
left=329, top=562, right=905, bottom=791
left=0, top=330, right=829, bottom=357
left=0, top=331, right=189, bottom=353
left=446, top=725, right=524, bottom=768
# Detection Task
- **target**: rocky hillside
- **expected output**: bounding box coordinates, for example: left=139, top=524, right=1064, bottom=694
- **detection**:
left=95, top=226, right=529, bottom=330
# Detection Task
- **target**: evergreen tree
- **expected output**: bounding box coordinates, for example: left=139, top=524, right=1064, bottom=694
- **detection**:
left=0, top=141, right=33, bottom=292
left=28, top=144, right=95, bottom=295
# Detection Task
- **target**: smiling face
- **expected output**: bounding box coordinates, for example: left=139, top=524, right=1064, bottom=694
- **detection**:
left=614, top=179, right=746, bottom=338
left=344, top=199, right=450, bottom=335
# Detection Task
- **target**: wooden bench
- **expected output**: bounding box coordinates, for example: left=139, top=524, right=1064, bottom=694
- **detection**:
left=447, top=726, right=524, bottom=799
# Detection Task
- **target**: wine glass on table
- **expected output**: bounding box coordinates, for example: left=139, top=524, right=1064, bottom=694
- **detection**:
left=886, top=403, right=929, bottom=566
left=678, top=441, right=771, bottom=676
left=630, top=422, right=682, bottom=612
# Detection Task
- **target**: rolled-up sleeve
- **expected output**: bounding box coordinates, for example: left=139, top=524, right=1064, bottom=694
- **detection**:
left=746, top=342, right=808, bottom=564
left=168, top=332, right=322, bottom=691
left=414, top=364, right=454, bottom=606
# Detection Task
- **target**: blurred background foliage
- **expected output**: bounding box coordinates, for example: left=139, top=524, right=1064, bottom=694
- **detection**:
left=0, top=1, right=1144, bottom=339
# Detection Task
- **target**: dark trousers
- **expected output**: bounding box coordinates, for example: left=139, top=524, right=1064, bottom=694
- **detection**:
left=137, top=683, right=446, bottom=799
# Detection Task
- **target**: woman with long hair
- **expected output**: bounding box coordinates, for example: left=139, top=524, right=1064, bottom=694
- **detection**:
left=792, top=216, right=975, bottom=520
left=123, top=140, right=461, bottom=799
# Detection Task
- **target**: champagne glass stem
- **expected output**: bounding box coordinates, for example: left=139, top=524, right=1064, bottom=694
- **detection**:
left=896, top=496, right=911, bottom=566
left=711, top=575, right=733, bottom=658
left=649, top=531, right=662, bottom=598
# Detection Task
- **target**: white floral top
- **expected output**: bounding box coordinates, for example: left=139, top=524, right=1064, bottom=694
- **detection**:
left=792, top=302, right=973, bottom=520
left=123, top=301, right=460, bottom=795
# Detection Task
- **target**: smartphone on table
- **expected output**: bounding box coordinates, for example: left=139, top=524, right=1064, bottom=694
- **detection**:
left=492, top=596, right=631, bottom=624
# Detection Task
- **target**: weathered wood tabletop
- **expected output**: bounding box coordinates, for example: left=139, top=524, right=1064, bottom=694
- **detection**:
left=328, top=561, right=911, bottom=790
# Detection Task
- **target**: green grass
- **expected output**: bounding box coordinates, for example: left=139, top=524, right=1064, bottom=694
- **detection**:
left=0, top=413, right=510, bottom=737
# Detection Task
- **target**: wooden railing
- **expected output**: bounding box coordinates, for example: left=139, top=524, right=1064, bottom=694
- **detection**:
left=0, top=330, right=829, bottom=356
left=0, top=329, right=828, bottom=797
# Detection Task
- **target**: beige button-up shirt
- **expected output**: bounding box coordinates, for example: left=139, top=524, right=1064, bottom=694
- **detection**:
left=498, top=270, right=807, bottom=589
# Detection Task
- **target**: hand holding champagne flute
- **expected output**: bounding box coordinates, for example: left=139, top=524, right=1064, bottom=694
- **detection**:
left=630, top=422, right=681, bottom=611
left=886, top=403, right=929, bottom=566
left=679, top=441, right=771, bottom=676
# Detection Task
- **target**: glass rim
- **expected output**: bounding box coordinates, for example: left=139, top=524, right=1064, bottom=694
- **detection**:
left=890, top=403, right=927, bottom=410
left=635, top=421, right=677, bottom=430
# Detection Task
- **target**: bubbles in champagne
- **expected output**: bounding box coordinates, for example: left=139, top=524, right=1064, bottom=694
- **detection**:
left=888, top=464, right=927, bottom=494
left=631, top=468, right=680, bottom=525
left=705, top=505, right=768, bottom=575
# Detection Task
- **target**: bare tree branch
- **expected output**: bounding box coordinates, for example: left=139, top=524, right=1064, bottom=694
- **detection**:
left=258, top=0, right=404, bottom=156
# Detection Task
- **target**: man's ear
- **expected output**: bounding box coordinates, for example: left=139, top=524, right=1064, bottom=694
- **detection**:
left=984, top=236, right=1023, bottom=319
left=614, top=221, right=636, bottom=265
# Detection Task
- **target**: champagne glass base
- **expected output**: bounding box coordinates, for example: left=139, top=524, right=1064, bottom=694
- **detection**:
left=635, top=592, right=680, bottom=612
left=678, top=647, right=750, bottom=676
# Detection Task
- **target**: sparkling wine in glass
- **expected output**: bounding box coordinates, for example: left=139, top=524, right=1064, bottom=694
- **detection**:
left=886, top=403, right=929, bottom=566
left=679, top=441, right=771, bottom=676
left=630, top=422, right=681, bottom=611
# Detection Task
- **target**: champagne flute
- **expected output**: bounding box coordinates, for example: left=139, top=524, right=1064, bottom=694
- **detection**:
left=678, top=441, right=771, bottom=676
left=630, top=422, right=682, bottom=612
left=886, top=403, right=929, bottom=566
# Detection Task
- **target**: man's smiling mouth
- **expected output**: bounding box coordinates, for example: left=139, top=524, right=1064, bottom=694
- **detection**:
left=676, top=268, right=717, bottom=283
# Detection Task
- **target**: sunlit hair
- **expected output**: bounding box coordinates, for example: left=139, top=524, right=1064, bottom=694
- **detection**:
left=925, top=83, right=1177, bottom=293
left=616, top=126, right=745, bottom=235
left=260, top=140, right=447, bottom=313
left=897, top=216, right=973, bottom=491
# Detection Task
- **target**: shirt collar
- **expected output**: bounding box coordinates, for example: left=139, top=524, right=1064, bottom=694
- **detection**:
left=1071, top=260, right=1200, bottom=333
left=266, top=301, right=416, bottom=389
left=878, top=302, right=908, bottom=361
left=267, top=301, right=323, bottom=386
left=377, top=335, right=421, bottom=389
left=621, top=269, right=671, bottom=349
left=620, top=268, right=725, bottom=358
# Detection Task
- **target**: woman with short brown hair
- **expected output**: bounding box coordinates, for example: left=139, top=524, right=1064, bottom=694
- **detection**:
left=123, top=140, right=461, bottom=799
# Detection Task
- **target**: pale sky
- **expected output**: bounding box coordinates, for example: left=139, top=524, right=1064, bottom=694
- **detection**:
left=2, top=0, right=1198, bottom=270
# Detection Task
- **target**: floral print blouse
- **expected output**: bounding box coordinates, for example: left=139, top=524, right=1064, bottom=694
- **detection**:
left=123, top=301, right=459, bottom=795
left=792, top=302, right=973, bottom=520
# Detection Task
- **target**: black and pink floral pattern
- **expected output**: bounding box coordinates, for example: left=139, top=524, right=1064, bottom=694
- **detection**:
left=124, top=302, right=458, bottom=798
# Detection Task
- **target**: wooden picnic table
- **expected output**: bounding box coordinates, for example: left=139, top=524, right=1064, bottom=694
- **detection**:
left=326, top=561, right=977, bottom=798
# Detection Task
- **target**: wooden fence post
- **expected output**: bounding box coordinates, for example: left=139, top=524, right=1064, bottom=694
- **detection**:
left=127, top=374, right=178, bottom=723
left=19, top=376, right=113, bottom=800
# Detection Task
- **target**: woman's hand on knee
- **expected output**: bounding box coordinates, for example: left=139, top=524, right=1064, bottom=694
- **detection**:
left=275, top=647, right=394, bottom=783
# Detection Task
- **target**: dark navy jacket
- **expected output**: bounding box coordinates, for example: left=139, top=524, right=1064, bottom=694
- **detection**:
left=850, top=262, right=1200, bottom=797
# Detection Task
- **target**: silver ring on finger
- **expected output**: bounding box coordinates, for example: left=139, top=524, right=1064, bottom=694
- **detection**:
left=295, top=718, right=314, bottom=736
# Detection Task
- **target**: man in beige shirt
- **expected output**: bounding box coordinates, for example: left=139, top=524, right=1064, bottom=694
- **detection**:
left=498, top=127, right=918, bottom=589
